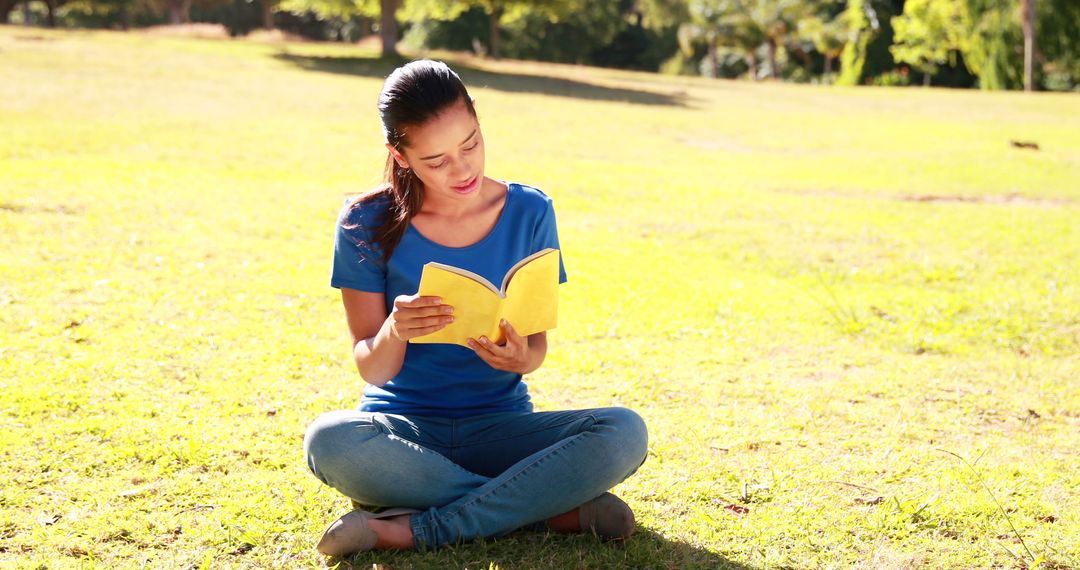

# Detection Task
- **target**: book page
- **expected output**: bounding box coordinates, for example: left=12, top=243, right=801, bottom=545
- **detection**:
left=499, top=248, right=558, bottom=293
left=501, top=249, right=560, bottom=340
left=413, top=265, right=503, bottom=346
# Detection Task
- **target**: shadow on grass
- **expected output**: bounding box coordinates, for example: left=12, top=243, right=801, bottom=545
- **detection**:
left=273, top=53, right=690, bottom=108
left=328, top=527, right=756, bottom=570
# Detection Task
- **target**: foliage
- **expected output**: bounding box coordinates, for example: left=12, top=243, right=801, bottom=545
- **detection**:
left=636, top=0, right=690, bottom=28
left=962, top=0, right=1023, bottom=90
left=870, top=66, right=912, bottom=85
left=890, top=0, right=967, bottom=84
left=402, top=0, right=583, bottom=58
left=3, top=28, right=1080, bottom=569
left=404, top=1, right=674, bottom=71
left=797, top=14, right=846, bottom=78
left=677, top=0, right=817, bottom=81
left=956, top=0, right=1080, bottom=91
left=836, top=0, right=878, bottom=85
left=278, top=0, right=376, bottom=24
left=10, top=0, right=1080, bottom=91
left=1036, top=0, right=1080, bottom=90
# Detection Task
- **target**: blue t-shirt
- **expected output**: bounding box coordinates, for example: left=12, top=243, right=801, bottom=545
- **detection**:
left=330, top=182, right=568, bottom=418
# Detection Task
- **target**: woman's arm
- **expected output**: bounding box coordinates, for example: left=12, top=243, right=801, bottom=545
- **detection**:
left=341, top=288, right=454, bottom=386
left=522, top=331, right=548, bottom=374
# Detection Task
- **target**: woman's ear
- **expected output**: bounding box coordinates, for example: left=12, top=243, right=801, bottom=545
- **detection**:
left=385, top=143, right=409, bottom=169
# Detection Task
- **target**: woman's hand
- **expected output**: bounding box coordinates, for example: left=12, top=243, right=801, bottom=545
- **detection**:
left=388, top=294, right=454, bottom=341
left=468, top=320, right=535, bottom=374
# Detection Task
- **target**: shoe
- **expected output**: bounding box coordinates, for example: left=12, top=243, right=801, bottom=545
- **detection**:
left=316, top=507, right=420, bottom=556
left=579, top=492, right=635, bottom=540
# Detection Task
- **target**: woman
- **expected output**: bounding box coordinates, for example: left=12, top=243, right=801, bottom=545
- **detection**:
left=303, top=59, right=648, bottom=555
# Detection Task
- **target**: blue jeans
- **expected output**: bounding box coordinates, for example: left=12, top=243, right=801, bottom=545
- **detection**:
left=303, top=407, right=648, bottom=549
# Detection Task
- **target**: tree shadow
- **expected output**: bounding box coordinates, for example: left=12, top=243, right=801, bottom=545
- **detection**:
left=328, top=527, right=759, bottom=569
left=273, top=52, right=691, bottom=108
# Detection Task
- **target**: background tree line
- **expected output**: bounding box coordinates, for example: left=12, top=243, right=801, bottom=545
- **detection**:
left=4, top=0, right=1078, bottom=91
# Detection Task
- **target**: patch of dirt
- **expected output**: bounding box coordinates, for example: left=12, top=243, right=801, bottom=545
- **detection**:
left=0, top=202, right=82, bottom=215
left=141, top=24, right=230, bottom=39
left=897, top=193, right=1070, bottom=206
left=774, top=189, right=1072, bottom=208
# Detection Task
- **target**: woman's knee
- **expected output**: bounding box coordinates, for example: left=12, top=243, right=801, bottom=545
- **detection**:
left=595, top=406, right=649, bottom=469
left=303, top=410, right=381, bottom=480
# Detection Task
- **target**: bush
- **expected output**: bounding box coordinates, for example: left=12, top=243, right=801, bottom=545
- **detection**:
left=872, top=67, right=913, bottom=86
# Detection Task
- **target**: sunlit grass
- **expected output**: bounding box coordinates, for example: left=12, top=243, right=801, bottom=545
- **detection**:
left=1, top=26, right=1078, bottom=569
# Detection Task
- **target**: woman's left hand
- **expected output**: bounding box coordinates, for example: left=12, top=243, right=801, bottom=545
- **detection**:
left=468, top=320, right=530, bottom=374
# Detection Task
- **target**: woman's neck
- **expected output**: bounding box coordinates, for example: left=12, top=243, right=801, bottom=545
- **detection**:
left=412, top=178, right=508, bottom=248
left=420, top=178, right=505, bottom=220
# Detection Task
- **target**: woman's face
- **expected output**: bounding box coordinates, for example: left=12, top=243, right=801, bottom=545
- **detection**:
left=391, top=98, right=486, bottom=202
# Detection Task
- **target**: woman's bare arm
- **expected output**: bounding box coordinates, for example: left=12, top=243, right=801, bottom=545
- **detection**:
left=341, top=289, right=453, bottom=386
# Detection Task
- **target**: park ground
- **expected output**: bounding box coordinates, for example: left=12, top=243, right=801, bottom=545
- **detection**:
left=1, top=26, right=1078, bottom=569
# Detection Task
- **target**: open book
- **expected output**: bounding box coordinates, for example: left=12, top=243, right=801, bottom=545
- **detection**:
left=411, top=248, right=560, bottom=347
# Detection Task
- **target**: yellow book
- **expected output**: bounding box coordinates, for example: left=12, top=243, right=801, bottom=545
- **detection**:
left=412, top=248, right=560, bottom=347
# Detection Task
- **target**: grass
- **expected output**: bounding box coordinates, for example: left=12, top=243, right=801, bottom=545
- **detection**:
left=1, top=25, right=1078, bottom=569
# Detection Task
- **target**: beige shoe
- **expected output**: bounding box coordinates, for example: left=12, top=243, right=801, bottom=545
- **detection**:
left=316, top=507, right=421, bottom=556
left=579, top=493, right=635, bottom=540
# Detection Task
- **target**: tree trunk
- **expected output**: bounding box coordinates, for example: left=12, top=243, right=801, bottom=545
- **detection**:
left=747, top=53, right=758, bottom=81
left=1021, top=0, right=1035, bottom=91
left=923, top=70, right=930, bottom=86
left=168, top=0, right=188, bottom=25
left=261, top=0, right=273, bottom=30
left=824, top=55, right=833, bottom=79
left=707, top=32, right=719, bottom=78
left=44, top=0, right=55, bottom=27
left=117, top=0, right=130, bottom=29
left=21, top=0, right=30, bottom=25
left=379, top=0, right=397, bottom=57
left=488, top=5, right=502, bottom=59
left=791, top=45, right=812, bottom=76
left=766, top=38, right=779, bottom=80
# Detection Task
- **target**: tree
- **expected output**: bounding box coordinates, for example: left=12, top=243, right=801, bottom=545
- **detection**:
left=41, top=0, right=71, bottom=26
left=379, top=0, right=396, bottom=56
left=736, top=0, right=814, bottom=79
left=677, top=0, right=778, bottom=80
left=279, top=0, right=390, bottom=51
left=798, top=15, right=847, bottom=80
left=1020, top=0, right=1033, bottom=91
left=959, top=0, right=1079, bottom=91
left=1, top=0, right=16, bottom=22
left=963, top=0, right=1023, bottom=89
left=836, top=0, right=880, bottom=85
left=890, top=0, right=967, bottom=86
left=636, top=0, right=690, bottom=28
left=260, top=0, right=277, bottom=29
left=675, top=0, right=824, bottom=81
left=404, top=0, right=582, bottom=59
left=676, top=1, right=727, bottom=78
left=166, top=0, right=191, bottom=23
left=1036, top=0, right=1080, bottom=89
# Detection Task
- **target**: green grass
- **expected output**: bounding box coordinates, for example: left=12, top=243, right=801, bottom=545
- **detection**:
left=1, top=26, right=1078, bottom=569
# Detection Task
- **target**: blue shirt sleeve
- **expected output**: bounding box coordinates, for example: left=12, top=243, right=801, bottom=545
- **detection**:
left=534, top=196, right=568, bottom=284
left=330, top=198, right=386, bottom=292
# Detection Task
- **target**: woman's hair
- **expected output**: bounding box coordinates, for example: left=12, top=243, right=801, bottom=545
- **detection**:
left=343, top=59, right=477, bottom=262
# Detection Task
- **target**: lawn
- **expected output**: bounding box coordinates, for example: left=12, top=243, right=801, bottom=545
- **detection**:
left=1, top=26, right=1078, bottom=569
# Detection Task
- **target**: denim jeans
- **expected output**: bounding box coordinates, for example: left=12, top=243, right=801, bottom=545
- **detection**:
left=303, top=406, right=648, bottom=549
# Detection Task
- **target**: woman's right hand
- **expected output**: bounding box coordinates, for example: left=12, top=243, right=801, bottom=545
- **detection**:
left=388, top=294, right=454, bottom=341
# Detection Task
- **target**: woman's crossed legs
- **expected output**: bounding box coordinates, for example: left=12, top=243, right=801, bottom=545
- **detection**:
left=303, top=407, right=648, bottom=549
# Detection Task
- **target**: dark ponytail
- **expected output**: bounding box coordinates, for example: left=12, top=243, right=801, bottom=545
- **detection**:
left=343, top=59, right=477, bottom=262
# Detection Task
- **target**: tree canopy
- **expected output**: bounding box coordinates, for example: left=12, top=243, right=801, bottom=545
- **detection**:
left=9, top=0, right=1080, bottom=91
